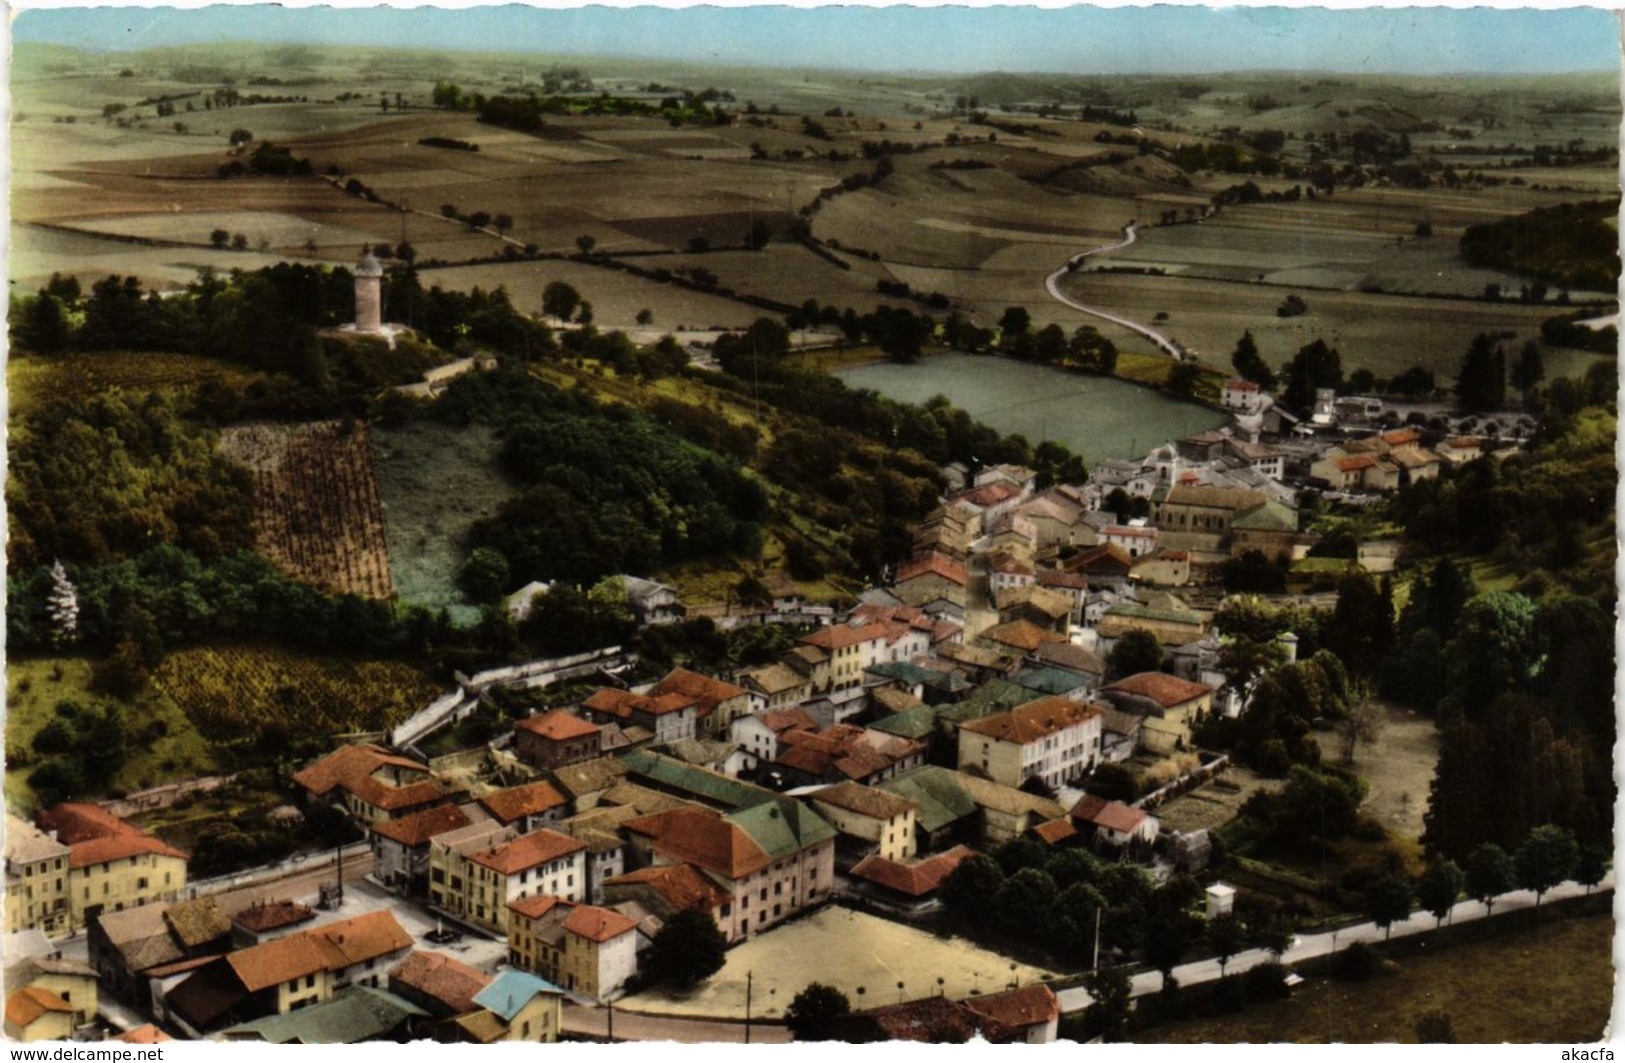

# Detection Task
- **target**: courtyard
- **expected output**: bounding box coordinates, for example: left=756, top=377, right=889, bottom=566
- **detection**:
left=618, top=904, right=1060, bottom=1020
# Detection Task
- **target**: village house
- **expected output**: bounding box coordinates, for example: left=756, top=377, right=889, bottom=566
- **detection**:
left=1151, top=484, right=1269, bottom=559
left=619, top=748, right=777, bottom=811
left=993, top=586, right=1074, bottom=637
left=292, top=744, right=455, bottom=825
left=1129, top=549, right=1192, bottom=587
left=599, top=864, right=732, bottom=937
left=1013, top=489, right=1093, bottom=550
left=229, top=900, right=318, bottom=949
left=864, top=660, right=973, bottom=706
left=1064, top=542, right=1134, bottom=585
left=1310, top=452, right=1400, bottom=492
left=452, top=969, right=565, bottom=1044
left=165, top=910, right=413, bottom=1037
left=731, top=707, right=820, bottom=772
left=1437, top=435, right=1483, bottom=465
left=619, top=800, right=836, bottom=942
left=977, top=618, right=1069, bottom=658
left=737, top=660, right=812, bottom=712
left=987, top=512, right=1039, bottom=554
left=219, top=985, right=428, bottom=1044
left=89, top=895, right=231, bottom=1010
left=506, top=897, right=640, bottom=1003
left=1229, top=499, right=1306, bottom=562
left=1031, top=642, right=1107, bottom=692
left=1102, top=523, right=1160, bottom=559
left=1221, top=377, right=1265, bottom=413
left=620, top=575, right=684, bottom=626
left=1099, top=602, right=1206, bottom=646
left=5, top=813, right=71, bottom=938
left=956, top=696, right=1104, bottom=791
left=648, top=667, right=753, bottom=738
left=774, top=724, right=927, bottom=788
left=847, top=844, right=978, bottom=912
left=1071, top=795, right=1160, bottom=854
left=512, top=710, right=603, bottom=773
left=370, top=803, right=484, bottom=897
left=550, top=757, right=631, bottom=813
left=581, top=687, right=698, bottom=745
left=434, top=829, right=588, bottom=938
left=798, top=620, right=917, bottom=693
left=808, top=781, right=920, bottom=863
left=5, top=986, right=79, bottom=1042
left=951, top=479, right=1025, bottom=523
left=964, top=985, right=1063, bottom=1044
left=477, top=780, right=570, bottom=834
left=4, top=933, right=99, bottom=1039
left=1099, top=672, right=1216, bottom=755
left=893, top=552, right=971, bottom=609
left=36, top=804, right=189, bottom=935
left=1035, top=569, right=1090, bottom=624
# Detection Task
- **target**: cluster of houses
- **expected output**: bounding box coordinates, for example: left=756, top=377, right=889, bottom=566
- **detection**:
left=13, top=374, right=1468, bottom=1044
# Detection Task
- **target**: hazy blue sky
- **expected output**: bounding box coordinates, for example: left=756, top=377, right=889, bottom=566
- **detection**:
left=12, top=4, right=1620, bottom=76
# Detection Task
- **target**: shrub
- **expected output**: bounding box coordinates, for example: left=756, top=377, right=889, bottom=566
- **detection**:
left=1333, top=941, right=1383, bottom=981
left=1243, top=961, right=1291, bottom=1001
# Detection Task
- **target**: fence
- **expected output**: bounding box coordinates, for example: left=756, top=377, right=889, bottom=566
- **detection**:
left=99, top=774, right=239, bottom=819
left=1136, top=754, right=1230, bottom=812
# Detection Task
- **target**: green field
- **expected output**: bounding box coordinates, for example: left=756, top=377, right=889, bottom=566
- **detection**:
left=370, top=420, right=518, bottom=623
left=4, top=656, right=217, bottom=814
left=1140, top=912, right=1614, bottom=1044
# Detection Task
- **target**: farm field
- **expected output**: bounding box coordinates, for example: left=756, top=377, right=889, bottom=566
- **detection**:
left=1052, top=269, right=1608, bottom=381
left=4, top=657, right=218, bottom=813
left=154, top=644, right=442, bottom=743
left=218, top=420, right=395, bottom=600
left=7, top=351, right=269, bottom=413
left=1141, top=912, right=1614, bottom=1044
left=369, top=421, right=518, bottom=624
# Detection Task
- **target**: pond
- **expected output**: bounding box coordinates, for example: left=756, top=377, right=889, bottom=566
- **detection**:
left=838, top=352, right=1227, bottom=463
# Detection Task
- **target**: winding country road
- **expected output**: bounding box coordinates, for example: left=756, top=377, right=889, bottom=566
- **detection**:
left=1045, top=224, right=1187, bottom=361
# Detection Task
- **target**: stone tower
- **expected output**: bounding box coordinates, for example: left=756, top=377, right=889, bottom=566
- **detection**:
left=354, top=250, right=383, bottom=332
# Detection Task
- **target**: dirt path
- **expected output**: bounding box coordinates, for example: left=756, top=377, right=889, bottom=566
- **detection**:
left=565, top=1004, right=791, bottom=1044
left=1044, top=225, right=1187, bottom=361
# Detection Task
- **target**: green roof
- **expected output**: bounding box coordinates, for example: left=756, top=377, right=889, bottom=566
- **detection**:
left=1232, top=499, right=1300, bottom=532
left=866, top=661, right=971, bottom=694
left=1010, top=666, right=1089, bottom=697
left=870, top=705, right=940, bottom=741
left=619, top=749, right=774, bottom=810
left=727, top=798, right=837, bottom=859
left=878, top=767, right=978, bottom=833
left=938, top=679, right=1044, bottom=725
left=224, top=987, right=426, bottom=1044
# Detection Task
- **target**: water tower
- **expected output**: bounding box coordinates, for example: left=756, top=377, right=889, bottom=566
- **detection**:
left=354, top=249, right=383, bottom=333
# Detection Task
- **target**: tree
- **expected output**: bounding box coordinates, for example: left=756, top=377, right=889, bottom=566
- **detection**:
left=1415, top=858, right=1465, bottom=927
left=575, top=301, right=594, bottom=326
left=440, top=203, right=458, bottom=219
left=784, top=982, right=851, bottom=1041
left=1084, top=966, right=1133, bottom=1042
left=1107, top=628, right=1164, bottom=680
left=1511, top=339, right=1544, bottom=397
left=542, top=281, right=582, bottom=322
left=1514, top=824, right=1579, bottom=909
left=1323, top=569, right=1393, bottom=680
left=457, top=547, right=510, bottom=602
left=46, top=560, right=79, bottom=646
left=1334, top=683, right=1384, bottom=766
left=1574, top=842, right=1610, bottom=894
left=643, top=907, right=727, bottom=986
left=1464, top=842, right=1516, bottom=914
left=1454, top=332, right=1506, bottom=412
left=1230, top=330, right=1275, bottom=389
left=998, top=305, right=1031, bottom=338
left=228, top=127, right=253, bottom=146
left=1204, top=913, right=1247, bottom=976
left=1166, top=361, right=1201, bottom=396
left=636, top=308, right=654, bottom=326
left=1281, top=337, right=1343, bottom=413
left=576, top=234, right=597, bottom=255
left=493, top=213, right=513, bottom=234
left=940, top=854, right=1003, bottom=924
left=210, top=228, right=230, bottom=249
left=1364, top=871, right=1414, bottom=940
left=747, top=218, right=771, bottom=251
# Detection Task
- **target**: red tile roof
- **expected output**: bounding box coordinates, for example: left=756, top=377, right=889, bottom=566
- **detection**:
left=1071, top=795, right=1149, bottom=835
left=979, top=619, right=1066, bottom=653
left=389, top=950, right=492, bottom=1016
left=371, top=803, right=473, bottom=847
left=1101, top=672, right=1214, bottom=708
left=465, top=829, right=586, bottom=876
left=958, top=482, right=1021, bottom=509
left=1031, top=817, right=1079, bottom=845
left=759, top=707, right=818, bottom=734
left=1225, top=378, right=1261, bottom=392
left=622, top=806, right=769, bottom=879
left=1380, top=427, right=1422, bottom=447
left=562, top=904, right=639, bottom=944
left=6, top=987, right=73, bottom=1028
left=584, top=687, right=695, bottom=720
left=801, top=621, right=893, bottom=652
left=959, top=696, right=1103, bottom=745
left=290, top=744, right=448, bottom=813
left=650, top=669, right=749, bottom=719
left=811, top=782, right=918, bottom=821
left=478, top=781, right=569, bottom=825
left=515, top=709, right=601, bottom=742
left=37, top=803, right=187, bottom=869
left=231, top=900, right=317, bottom=934
left=849, top=845, right=977, bottom=898
left=896, top=553, right=968, bottom=587
left=1037, top=570, right=1089, bottom=592
left=602, top=864, right=731, bottom=913
left=115, top=1026, right=174, bottom=1044
left=964, top=984, right=1060, bottom=1029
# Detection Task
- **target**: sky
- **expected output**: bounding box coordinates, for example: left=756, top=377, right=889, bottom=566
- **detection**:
left=9, top=4, right=1621, bottom=76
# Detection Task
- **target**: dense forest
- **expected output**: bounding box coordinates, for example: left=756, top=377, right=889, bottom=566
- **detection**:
left=1458, top=198, right=1621, bottom=293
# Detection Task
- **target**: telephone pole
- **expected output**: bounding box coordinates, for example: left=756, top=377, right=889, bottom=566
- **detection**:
left=744, top=970, right=753, bottom=1044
